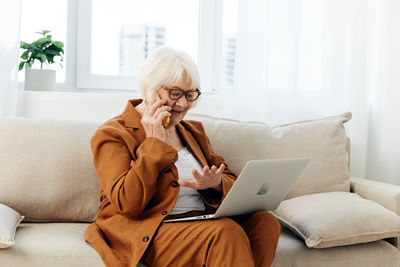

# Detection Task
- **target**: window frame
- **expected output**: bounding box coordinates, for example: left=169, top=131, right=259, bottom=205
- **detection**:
left=18, top=0, right=77, bottom=91
left=76, top=0, right=223, bottom=93
left=18, top=0, right=230, bottom=93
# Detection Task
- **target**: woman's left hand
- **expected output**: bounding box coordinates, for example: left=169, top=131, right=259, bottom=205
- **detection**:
left=178, top=164, right=225, bottom=191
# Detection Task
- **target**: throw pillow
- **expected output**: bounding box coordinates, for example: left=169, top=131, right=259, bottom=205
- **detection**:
left=0, top=203, right=24, bottom=248
left=186, top=112, right=351, bottom=199
left=271, top=191, right=400, bottom=248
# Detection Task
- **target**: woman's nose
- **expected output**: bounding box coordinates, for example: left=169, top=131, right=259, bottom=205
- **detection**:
left=176, top=95, right=188, bottom=108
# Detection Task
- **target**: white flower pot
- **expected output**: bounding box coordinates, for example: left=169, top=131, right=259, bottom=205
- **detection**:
left=24, top=69, right=56, bottom=91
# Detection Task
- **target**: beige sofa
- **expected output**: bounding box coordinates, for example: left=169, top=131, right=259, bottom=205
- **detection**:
left=0, top=114, right=399, bottom=267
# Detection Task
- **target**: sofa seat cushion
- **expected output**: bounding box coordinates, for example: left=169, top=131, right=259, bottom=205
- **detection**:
left=272, top=226, right=400, bottom=267
left=0, top=223, right=147, bottom=267
left=1, top=223, right=398, bottom=267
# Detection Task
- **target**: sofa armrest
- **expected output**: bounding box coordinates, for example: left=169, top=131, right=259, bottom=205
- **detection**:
left=350, top=176, right=400, bottom=249
left=350, top=176, right=400, bottom=214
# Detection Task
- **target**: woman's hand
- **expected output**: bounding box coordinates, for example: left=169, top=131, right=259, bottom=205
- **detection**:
left=178, top=164, right=225, bottom=191
left=141, top=98, right=171, bottom=143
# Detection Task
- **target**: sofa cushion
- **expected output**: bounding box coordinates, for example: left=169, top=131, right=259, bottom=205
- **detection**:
left=0, top=223, right=146, bottom=267
left=186, top=112, right=351, bottom=199
left=0, top=203, right=24, bottom=248
left=1, top=222, right=398, bottom=267
left=272, top=226, right=400, bottom=267
left=0, top=117, right=101, bottom=222
left=271, top=192, right=400, bottom=248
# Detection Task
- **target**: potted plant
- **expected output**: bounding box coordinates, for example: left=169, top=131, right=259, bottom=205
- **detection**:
left=19, top=30, right=64, bottom=91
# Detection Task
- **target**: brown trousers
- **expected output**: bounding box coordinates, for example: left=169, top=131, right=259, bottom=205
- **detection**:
left=141, top=210, right=282, bottom=267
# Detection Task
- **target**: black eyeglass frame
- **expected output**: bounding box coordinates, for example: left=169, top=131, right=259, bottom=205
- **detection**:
left=162, top=87, right=201, bottom=101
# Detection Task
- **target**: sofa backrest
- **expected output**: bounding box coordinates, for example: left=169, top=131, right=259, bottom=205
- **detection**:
left=186, top=111, right=351, bottom=200
left=0, top=112, right=350, bottom=222
left=0, top=117, right=101, bottom=222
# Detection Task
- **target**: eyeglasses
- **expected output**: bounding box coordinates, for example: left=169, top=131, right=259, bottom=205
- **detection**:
left=163, top=87, right=201, bottom=101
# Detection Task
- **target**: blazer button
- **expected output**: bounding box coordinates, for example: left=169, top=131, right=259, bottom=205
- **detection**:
left=172, top=181, right=179, bottom=188
left=162, top=211, right=167, bottom=215
left=142, top=236, right=149, bottom=242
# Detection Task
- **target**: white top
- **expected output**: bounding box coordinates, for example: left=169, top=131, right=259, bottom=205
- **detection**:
left=169, top=146, right=206, bottom=215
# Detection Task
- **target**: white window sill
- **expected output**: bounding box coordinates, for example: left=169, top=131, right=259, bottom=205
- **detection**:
left=16, top=87, right=234, bottom=120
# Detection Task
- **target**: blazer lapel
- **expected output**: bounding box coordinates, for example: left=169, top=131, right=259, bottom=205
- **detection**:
left=176, top=123, right=208, bottom=168
left=122, top=99, right=147, bottom=144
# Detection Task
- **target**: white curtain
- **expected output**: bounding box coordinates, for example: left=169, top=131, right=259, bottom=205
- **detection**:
left=0, top=0, right=22, bottom=117
left=233, top=0, right=400, bottom=182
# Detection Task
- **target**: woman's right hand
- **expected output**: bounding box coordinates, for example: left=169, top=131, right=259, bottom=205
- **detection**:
left=141, top=98, right=171, bottom=143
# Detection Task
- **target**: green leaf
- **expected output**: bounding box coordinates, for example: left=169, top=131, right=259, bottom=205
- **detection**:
left=29, top=44, right=41, bottom=51
left=45, top=49, right=61, bottom=56
left=40, top=53, right=47, bottom=62
left=20, top=30, right=64, bottom=68
left=20, top=50, right=29, bottom=60
left=35, top=30, right=51, bottom=36
left=20, top=41, right=30, bottom=49
left=30, top=50, right=40, bottom=60
left=33, top=37, right=51, bottom=46
left=46, top=54, right=55, bottom=63
left=51, top=45, right=60, bottom=51
left=53, top=41, right=64, bottom=48
left=18, top=61, right=25, bottom=71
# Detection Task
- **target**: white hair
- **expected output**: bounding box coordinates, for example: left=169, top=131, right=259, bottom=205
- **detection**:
left=138, top=46, right=201, bottom=107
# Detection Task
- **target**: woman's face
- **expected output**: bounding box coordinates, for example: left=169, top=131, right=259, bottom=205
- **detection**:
left=155, top=74, right=194, bottom=129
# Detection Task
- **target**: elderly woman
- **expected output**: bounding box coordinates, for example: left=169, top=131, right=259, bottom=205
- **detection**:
left=84, top=46, right=282, bottom=267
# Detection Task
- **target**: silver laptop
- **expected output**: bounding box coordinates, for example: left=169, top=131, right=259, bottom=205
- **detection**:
left=162, top=157, right=309, bottom=223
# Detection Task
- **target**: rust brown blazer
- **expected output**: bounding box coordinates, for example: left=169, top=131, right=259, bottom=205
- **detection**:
left=84, top=99, right=238, bottom=267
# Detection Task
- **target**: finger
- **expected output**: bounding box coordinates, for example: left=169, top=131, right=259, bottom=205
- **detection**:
left=202, top=166, right=210, bottom=176
left=192, top=168, right=202, bottom=180
left=178, top=179, right=199, bottom=189
left=153, top=105, right=171, bottom=118
left=215, top=164, right=225, bottom=176
left=155, top=111, right=171, bottom=125
left=210, top=165, right=217, bottom=173
left=148, top=99, right=167, bottom=116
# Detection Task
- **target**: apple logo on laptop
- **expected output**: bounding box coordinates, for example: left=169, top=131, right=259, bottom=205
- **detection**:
left=257, top=183, right=270, bottom=195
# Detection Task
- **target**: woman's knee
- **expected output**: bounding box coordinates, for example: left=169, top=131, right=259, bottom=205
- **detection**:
left=252, top=211, right=282, bottom=235
left=212, top=218, right=250, bottom=243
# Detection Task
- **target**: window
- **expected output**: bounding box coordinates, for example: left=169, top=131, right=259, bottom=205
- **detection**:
left=19, top=0, right=238, bottom=93
left=91, top=0, right=198, bottom=76
left=209, top=0, right=239, bottom=91
left=18, top=0, right=67, bottom=83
